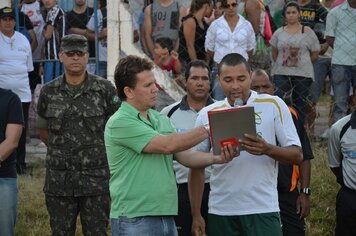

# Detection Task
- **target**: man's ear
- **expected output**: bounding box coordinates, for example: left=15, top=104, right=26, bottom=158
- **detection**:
left=123, top=86, right=134, bottom=99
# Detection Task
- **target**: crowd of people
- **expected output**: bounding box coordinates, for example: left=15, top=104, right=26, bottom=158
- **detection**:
left=0, top=0, right=355, bottom=235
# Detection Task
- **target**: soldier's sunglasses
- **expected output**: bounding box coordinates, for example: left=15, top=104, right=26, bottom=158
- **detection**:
left=64, top=51, right=86, bottom=57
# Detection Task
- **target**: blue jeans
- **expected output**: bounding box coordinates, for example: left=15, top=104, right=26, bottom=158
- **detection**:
left=111, top=216, right=178, bottom=236
left=273, top=75, right=313, bottom=123
left=211, top=66, right=225, bottom=100
left=331, top=64, right=356, bottom=123
left=312, top=57, right=332, bottom=103
left=0, top=178, right=18, bottom=236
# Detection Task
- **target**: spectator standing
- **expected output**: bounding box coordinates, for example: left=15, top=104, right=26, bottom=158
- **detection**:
left=251, top=69, right=314, bottom=236
left=143, top=0, right=186, bottom=58
left=161, top=60, right=214, bottom=236
left=325, top=0, right=356, bottom=124
left=297, top=0, right=329, bottom=134
left=205, top=0, right=255, bottom=100
left=21, top=0, right=45, bottom=59
left=15, top=4, right=38, bottom=53
left=104, top=55, right=236, bottom=236
left=328, top=109, right=356, bottom=236
left=42, top=0, right=66, bottom=83
left=270, top=1, right=320, bottom=123
left=21, top=0, right=46, bottom=91
left=0, top=7, right=33, bottom=175
left=239, top=0, right=272, bottom=72
left=66, top=0, right=95, bottom=58
left=0, top=88, right=23, bottom=236
left=87, top=0, right=108, bottom=79
left=36, top=34, right=120, bottom=235
left=189, top=53, right=302, bottom=236
left=178, top=0, right=212, bottom=69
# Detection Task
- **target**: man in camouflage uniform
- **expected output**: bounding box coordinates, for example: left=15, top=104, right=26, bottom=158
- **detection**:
left=36, top=34, right=120, bottom=236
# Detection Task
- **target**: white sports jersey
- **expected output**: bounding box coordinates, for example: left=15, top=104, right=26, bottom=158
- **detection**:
left=195, top=91, right=301, bottom=215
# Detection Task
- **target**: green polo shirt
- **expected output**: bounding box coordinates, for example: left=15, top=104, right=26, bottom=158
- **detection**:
left=325, top=1, right=356, bottom=65
left=104, top=101, right=177, bottom=218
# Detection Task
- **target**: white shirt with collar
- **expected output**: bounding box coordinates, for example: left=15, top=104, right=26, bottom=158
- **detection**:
left=205, top=15, right=256, bottom=64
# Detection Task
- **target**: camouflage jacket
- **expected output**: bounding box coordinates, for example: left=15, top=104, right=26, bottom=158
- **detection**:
left=37, top=73, right=120, bottom=196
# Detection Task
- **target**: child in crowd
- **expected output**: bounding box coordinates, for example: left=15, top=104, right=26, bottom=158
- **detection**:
left=154, top=37, right=182, bottom=79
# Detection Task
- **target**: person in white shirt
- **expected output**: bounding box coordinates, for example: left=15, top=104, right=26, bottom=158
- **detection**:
left=189, top=53, right=302, bottom=236
left=0, top=7, right=33, bottom=175
left=86, top=0, right=107, bottom=79
left=205, top=0, right=255, bottom=100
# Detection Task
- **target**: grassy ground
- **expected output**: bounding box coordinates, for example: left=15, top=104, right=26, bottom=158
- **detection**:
left=16, top=139, right=338, bottom=236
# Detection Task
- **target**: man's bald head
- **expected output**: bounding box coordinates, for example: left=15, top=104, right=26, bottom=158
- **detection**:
left=251, top=69, right=274, bottom=95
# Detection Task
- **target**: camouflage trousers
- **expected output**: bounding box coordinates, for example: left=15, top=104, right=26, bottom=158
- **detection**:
left=45, top=194, right=110, bottom=236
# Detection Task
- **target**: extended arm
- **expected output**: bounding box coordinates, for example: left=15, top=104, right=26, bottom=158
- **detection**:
left=183, top=19, right=198, bottom=61
left=143, top=126, right=208, bottom=154
left=245, top=0, right=261, bottom=35
left=296, top=159, right=311, bottom=218
left=271, top=46, right=278, bottom=61
left=189, top=168, right=206, bottom=236
left=143, top=5, right=155, bottom=57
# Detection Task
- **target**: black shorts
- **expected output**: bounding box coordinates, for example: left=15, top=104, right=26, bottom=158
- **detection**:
left=278, top=189, right=305, bottom=236
left=335, top=186, right=356, bottom=236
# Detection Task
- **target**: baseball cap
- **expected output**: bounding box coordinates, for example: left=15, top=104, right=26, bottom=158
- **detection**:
left=60, top=34, right=88, bottom=53
left=0, top=7, right=15, bottom=19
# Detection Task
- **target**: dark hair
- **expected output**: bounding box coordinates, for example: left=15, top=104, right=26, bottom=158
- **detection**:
left=282, top=1, right=300, bottom=17
left=218, top=53, right=250, bottom=74
left=185, top=60, right=211, bottom=80
left=190, top=0, right=211, bottom=14
left=100, top=0, right=107, bottom=8
left=114, top=55, right=153, bottom=101
left=155, top=37, right=173, bottom=52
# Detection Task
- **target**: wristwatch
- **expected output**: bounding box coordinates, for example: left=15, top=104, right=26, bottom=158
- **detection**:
left=301, top=187, right=311, bottom=195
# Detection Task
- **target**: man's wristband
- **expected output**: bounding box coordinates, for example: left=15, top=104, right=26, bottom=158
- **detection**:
left=300, top=187, right=311, bottom=196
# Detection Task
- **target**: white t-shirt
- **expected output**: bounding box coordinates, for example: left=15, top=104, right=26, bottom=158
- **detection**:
left=195, top=91, right=301, bottom=215
left=205, top=15, right=256, bottom=63
left=87, top=9, right=107, bottom=62
left=21, top=0, right=45, bottom=60
left=0, top=32, right=33, bottom=102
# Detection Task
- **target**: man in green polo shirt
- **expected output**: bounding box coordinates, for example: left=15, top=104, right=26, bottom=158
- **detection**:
left=104, top=55, right=237, bottom=236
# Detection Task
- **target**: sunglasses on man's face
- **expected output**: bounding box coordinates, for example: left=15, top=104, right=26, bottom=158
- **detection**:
left=222, top=2, right=238, bottom=8
left=64, top=51, right=86, bottom=57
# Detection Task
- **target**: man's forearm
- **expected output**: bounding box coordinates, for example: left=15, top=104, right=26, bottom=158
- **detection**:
left=189, top=168, right=205, bottom=217
left=299, top=160, right=311, bottom=188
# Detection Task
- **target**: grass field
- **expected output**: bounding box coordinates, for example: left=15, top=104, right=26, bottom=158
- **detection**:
left=15, top=138, right=339, bottom=236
